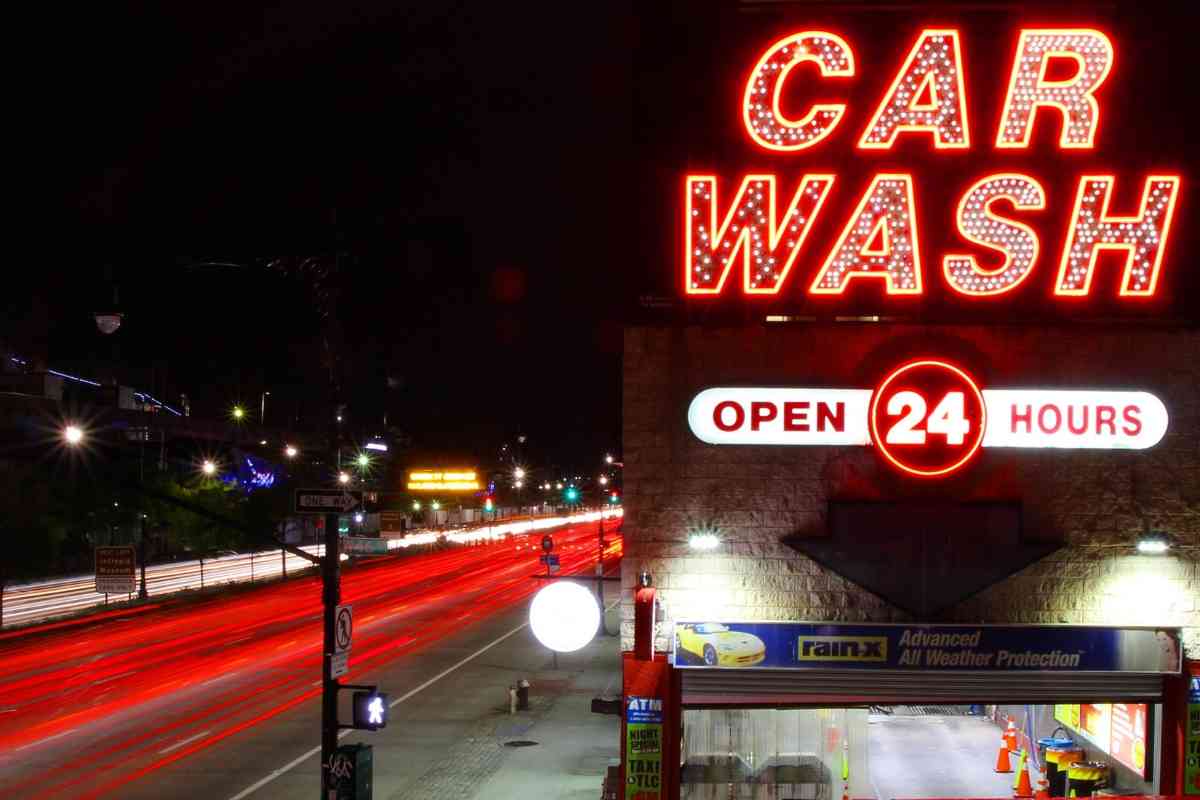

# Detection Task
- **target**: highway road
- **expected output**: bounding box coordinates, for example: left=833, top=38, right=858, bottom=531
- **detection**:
left=0, top=517, right=622, bottom=798
left=2, top=509, right=620, bottom=628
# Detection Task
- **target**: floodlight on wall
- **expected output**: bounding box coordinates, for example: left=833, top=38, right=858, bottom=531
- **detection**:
left=1136, top=532, right=1172, bottom=555
left=688, top=532, right=721, bottom=551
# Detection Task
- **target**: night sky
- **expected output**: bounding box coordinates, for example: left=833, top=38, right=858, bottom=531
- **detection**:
left=11, top=1, right=1198, bottom=469
left=14, top=2, right=632, bottom=467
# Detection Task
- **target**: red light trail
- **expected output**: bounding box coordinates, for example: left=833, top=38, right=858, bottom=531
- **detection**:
left=0, top=519, right=622, bottom=798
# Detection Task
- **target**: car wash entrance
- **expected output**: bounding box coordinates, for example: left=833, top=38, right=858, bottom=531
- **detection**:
left=623, top=619, right=1188, bottom=800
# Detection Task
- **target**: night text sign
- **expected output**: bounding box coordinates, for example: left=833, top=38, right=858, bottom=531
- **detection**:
left=687, top=359, right=1167, bottom=477
left=683, top=26, right=1184, bottom=305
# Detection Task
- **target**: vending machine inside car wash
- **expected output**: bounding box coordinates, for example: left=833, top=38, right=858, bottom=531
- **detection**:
left=622, top=601, right=1190, bottom=800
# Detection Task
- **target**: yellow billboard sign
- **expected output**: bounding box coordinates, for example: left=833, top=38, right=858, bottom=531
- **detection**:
left=407, top=469, right=480, bottom=492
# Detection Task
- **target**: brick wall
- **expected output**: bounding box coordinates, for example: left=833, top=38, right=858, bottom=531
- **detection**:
left=621, top=324, right=1200, bottom=657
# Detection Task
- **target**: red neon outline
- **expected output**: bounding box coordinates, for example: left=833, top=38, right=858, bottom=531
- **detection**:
left=684, top=173, right=835, bottom=296
left=1054, top=174, right=1182, bottom=297
left=868, top=359, right=987, bottom=478
left=995, top=28, right=1114, bottom=149
left=943, top=173, right=1046, bottom=297
left=809, top=173, right=923, bottom=295
left=857, top=28, right=970, bottom=150
left=742, top=31, right=856, bottom=152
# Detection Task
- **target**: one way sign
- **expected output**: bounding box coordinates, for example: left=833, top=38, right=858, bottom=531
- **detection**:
left=294, top=489, right=364, bottom=514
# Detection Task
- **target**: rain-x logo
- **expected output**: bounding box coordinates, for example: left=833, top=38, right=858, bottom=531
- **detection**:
left=797, top=635, right=887, bottom=662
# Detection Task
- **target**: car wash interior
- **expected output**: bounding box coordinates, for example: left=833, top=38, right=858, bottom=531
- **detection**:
left=677, top=686, right=1172, bottom=799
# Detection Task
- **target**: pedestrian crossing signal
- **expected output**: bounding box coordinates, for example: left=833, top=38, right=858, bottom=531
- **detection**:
left=352, top=691, right=389, bottom=731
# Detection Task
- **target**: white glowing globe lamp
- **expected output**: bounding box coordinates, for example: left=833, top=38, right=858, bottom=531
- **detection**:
left=529, top=581, right=600, bottom=653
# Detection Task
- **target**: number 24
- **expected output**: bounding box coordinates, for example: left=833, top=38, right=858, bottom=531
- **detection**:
left=886, top=391, right=970, bottom=445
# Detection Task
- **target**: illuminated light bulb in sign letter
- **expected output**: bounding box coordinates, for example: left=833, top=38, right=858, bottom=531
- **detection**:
left=858, top=29, right=970, bottom=149
left=943, top=173, right=1046, bottom=296
left=685, top=174, right=834, bottom=295
left=1055, top=175, right=1181, bottom=297
left=809, top=174, right=922, bottom=295
left=995, top=29, right=1114, bottom=149
left=742, top=31, right=855, bottom=152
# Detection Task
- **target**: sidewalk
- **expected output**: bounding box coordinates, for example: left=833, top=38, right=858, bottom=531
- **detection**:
left=371, top=588, right=623, bottom=800
left=467, top=615, right=622, bottom=800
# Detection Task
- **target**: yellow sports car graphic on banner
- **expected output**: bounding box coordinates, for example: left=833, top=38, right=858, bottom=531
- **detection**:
left=675, top=623, right=766, bottom=667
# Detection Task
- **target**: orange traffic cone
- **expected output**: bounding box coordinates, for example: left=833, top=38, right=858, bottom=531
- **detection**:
left=1014, top=750, right=1033, bottom=797
left=1034, top=770, right=1050, bottom=800
left=1004, top=717, right=1019, bottom=752
left=995, top=729, right=1013, bottom=773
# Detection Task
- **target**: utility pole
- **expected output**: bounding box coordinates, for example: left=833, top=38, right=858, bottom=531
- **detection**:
left=321, top=508, right=340, bottom=796
left=596, top=510, right=605, bottom=604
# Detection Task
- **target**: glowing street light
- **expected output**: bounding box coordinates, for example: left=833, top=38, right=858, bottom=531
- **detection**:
left=231, top=405, right=245, bottom=421
left=598, top=475, right=608, bottom=485
left=338, top=472, right=351, bottom=485
left=356, top=453, right=370, bottom=469
left=431, top=501, right=441, bottom=511
left=514, top=480, right=524, bottom=489
left=513, top=467, right=526, bottom=480
left=284, top=445, right=298, bottom=458
left=412, top=501, right=421, bottom=511
left=556, top=482, right=564, bottom=490
left=202, top=460, right=217, bottom=476
left=605, top=454, right=614, bottom=464
left=63, top=425, right=84, bottom=446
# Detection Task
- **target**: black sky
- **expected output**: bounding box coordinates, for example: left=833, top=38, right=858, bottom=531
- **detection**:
left=15, top=1, right=632, bottom=468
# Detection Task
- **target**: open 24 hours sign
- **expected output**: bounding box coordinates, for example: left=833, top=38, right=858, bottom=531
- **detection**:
left=688, top=358, right=1167, bottom=477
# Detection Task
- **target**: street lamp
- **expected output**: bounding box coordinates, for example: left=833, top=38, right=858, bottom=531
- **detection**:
left=356, top=453, right=370, bottom=469
left=338, top=472, right=351, bottom=485
left=513, top=467, right=526, bottom=481
left=598, top=475, right=608, bottom=486
left=202, top=460, right=217, bottom=476
left=285, top=445, right=298, bottom=458
left=63, top=424, right=85, bottom=446
left=412, top=501, right=421, bottom=511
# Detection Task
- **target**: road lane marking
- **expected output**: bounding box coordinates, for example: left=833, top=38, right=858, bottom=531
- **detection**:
left=92, top=670, right=136, bottom=685
left=227, top=618, right=532, bottom=800
left=14, top=728, right=75, bottom=751
left=158, top=730, right=211, bottom=754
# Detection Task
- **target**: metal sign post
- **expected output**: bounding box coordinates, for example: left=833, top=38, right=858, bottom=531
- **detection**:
left=321, top=509, right=340, bottom=798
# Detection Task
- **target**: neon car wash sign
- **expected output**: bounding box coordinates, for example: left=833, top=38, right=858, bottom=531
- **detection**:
left=683, top=27, right=1183, bottom=302
left=688, top=359, right=1168, bottom=478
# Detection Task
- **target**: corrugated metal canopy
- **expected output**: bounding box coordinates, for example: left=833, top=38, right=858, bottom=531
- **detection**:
left=681, top=669, right=1163, bottom=707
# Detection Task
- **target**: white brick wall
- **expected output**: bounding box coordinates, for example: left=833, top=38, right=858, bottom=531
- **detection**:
left=621, top=324, right=1200, bottom=658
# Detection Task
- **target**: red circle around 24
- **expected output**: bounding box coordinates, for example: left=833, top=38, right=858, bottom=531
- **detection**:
left=869, top=359, right=987, bottom=477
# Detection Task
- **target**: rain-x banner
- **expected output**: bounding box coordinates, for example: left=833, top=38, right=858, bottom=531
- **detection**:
left=626, top=697, right=662, bottom=800
left=672, top=622, right=1181, bottom=673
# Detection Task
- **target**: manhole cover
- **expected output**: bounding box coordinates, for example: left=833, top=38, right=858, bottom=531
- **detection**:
left=504, top=740, right=539, bottom=748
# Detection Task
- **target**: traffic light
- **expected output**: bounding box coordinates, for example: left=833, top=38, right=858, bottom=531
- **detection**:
left=352, top=690, right=389, bottom=731
left=565, top=487, right=579, bottom=503
left=484, top=496, right=495, bottom=512
left=609, top=491, right=620, bottom=504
